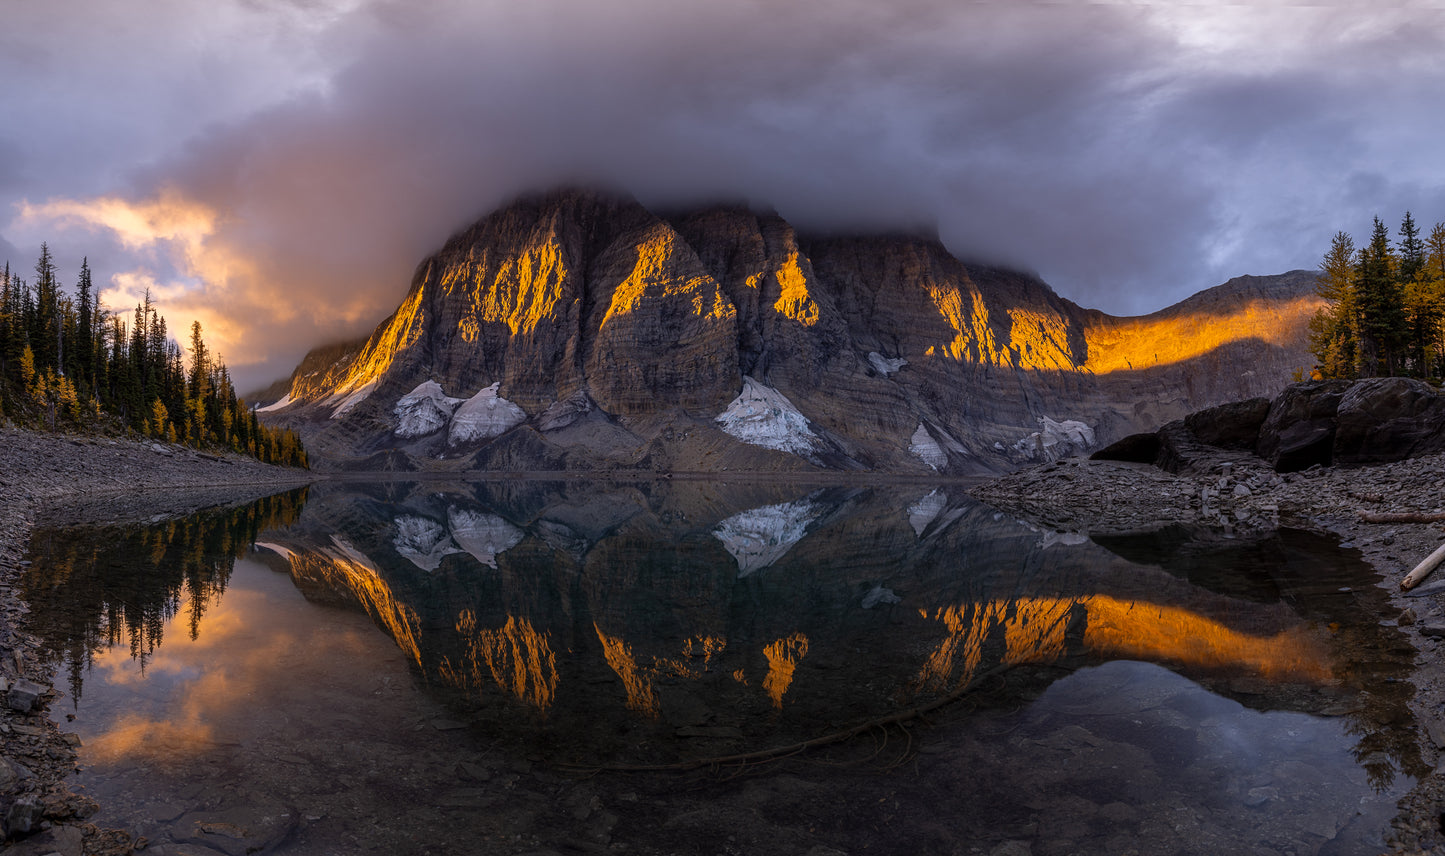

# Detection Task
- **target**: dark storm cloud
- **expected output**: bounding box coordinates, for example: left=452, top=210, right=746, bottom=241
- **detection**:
left=0, top=234, right=20, bottom=271
left=9, top=0, right=1445, bottom=388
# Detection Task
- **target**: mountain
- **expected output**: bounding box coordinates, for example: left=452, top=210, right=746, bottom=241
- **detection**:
left=256, top=189, right=1324, bottom=474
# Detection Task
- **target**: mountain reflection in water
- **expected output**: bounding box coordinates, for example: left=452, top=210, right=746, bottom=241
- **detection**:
left=25, top=479, right=1419, bottom=792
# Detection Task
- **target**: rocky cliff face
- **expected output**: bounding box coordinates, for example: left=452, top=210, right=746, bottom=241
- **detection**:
left=258, top=189, right=1325, bottom=474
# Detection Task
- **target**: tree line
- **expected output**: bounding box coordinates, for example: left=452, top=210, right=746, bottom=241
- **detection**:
left=1309, top=213, right=1445, bottom=381
left=0, top=243, right=307, bottom=467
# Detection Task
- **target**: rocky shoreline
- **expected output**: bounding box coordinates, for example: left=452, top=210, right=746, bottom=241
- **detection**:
left=971, top=448, right=1445, bottom=854
left=0, top=424, right=313, bottom=854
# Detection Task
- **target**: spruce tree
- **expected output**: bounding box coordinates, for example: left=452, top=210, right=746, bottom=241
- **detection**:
left=1309, top=231, right=1359, bottom=378
left=76, top=258, right=94, bottom=392
left=1356, top=217, right=1405, bottom=376
left=32, top=243, right=58, bottom=372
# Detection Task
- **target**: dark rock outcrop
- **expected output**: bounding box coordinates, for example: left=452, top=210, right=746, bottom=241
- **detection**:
left=1184, top=398, right=1272, bottom=451
left=1096, top=379, right=1445, bottom=476
left=1333, top=377, right=1445, bottom=466
left=1257, top=381, right=1352, bottom=472
left=258, top=188, right=1326, bottom=474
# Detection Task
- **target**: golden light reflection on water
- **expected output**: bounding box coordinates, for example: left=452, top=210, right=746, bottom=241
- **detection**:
left=763, top=633, right=810, bottom=709
left=917, top=595, right=1332, bottom=693
left=443, top=612, right=559, bottom=711
left=286, top=539, right=424, bottom=669
left=595, top=625, right=661, bottom=717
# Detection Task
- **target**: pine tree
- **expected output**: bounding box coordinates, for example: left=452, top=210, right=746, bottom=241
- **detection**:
left=1356, top=217, right=1405, bottom=376
left=1309, top=231, right=1359, bottom=378
left=32, top=243, right=59, bottom=372
left=75, top=258, right=94, bottom=392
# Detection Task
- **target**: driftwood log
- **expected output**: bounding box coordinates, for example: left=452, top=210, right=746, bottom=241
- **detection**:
left=1360, top=510, right=1445, bottom=523
left=1401, top=542, right=1445, bottom=591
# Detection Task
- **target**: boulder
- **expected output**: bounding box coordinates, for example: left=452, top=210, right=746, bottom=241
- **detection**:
left=1, top=795, right=42, bottom=839
left=1184, top=397, right=1271, bottom=450
left=1256, top=380, right=1351, bottom=472
left=1091, top=432, right=1161, bottom=465
left=1332, top=377, right=1445, bottom=466
left=4, top=679, right=44, bottom=714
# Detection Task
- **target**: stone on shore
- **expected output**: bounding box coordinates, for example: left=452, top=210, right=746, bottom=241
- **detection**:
left=5, top=679, right=44, bottom=714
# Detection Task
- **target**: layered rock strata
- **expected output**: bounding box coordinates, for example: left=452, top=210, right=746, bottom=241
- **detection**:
left=258, top=189, right=1325, bottom=474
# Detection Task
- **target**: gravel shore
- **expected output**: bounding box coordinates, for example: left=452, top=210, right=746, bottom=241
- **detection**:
left=0, top=423, right=312, bottom=854
left=971, top=450, right=1445, bottom=854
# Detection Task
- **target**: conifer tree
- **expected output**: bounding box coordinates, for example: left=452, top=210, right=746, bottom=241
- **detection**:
left=32, top=243, right=59, bottom=371
left=75, top=258, right=94, bottom=390
left=1356, top=217, right=1405, bottom=376
left=1309, top=231, right=1359, bottom=378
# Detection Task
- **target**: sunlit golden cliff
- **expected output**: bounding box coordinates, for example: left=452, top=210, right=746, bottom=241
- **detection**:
left=260, top=189, right=1323, bottom=473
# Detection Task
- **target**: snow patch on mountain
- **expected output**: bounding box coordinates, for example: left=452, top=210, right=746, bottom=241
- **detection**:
left=393, top=515, right=464, bottom=572
left=861, top=585, right=902, bottom=609
left=448, top=382, right=527, bottom=445
left=255, top=394, right=292, bottom=414
left=867, top=352, right=907, bottom=375
left=394, top=381, right=465, bottom=438
left=447, top=507, right=524, bottom=568
left=715, top=377, right=818, bottom=456
left=712, top=498, right=822, bottom=577
left=909, top=424, right=948, bottom=470
left=328, top=379, right=378, bottom=419
left=1011, top=416, right=1096, bottom=462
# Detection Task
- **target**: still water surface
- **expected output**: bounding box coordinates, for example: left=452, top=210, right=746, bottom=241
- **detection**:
left=22, top=480, right=1422, bottom=855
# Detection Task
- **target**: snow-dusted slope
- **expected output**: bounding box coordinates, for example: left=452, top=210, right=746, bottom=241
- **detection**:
left=330, top=380, right=378, bottom=420
left=1011, top=416, right=1096, bottom=462
left=254, top=394, right=292, bottom=414
left=448, top=382, right=527, bottom=445
left=868, top=352, right=907, bottom=375
left=909, top=424, right=947, bottom=470
left=712, top=498, right=822, bottom=577
left=715, top=377, right=818, bottom=456
left=394, top=381, right=466, bottom=438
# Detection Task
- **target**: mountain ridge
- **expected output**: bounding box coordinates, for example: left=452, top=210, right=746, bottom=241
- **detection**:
left=256, top=188, right=1324, bottom=474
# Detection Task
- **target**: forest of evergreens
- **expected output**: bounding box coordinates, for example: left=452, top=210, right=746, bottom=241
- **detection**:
left=0, top=243, right=306, bottom=467
left=1310, top=213, right=1445, bottom=381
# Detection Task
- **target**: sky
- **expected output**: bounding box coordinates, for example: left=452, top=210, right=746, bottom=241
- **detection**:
left=4, top=0, right=1445, bottom=391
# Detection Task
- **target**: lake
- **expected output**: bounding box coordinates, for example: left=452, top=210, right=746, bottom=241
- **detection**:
left=21, top=479, right=1421, bottom=855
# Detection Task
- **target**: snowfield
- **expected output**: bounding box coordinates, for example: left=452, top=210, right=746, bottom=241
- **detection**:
left=714, top=377, right=819, bottom=456
left=1011, top=416, right=1096, bottom=462
left=448, top=382, right=527, bottom=445
left=393, top=381, right=466, bottom=438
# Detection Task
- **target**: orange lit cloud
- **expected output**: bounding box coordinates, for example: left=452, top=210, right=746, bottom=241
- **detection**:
left=79, top=576, right=384, bottom=767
